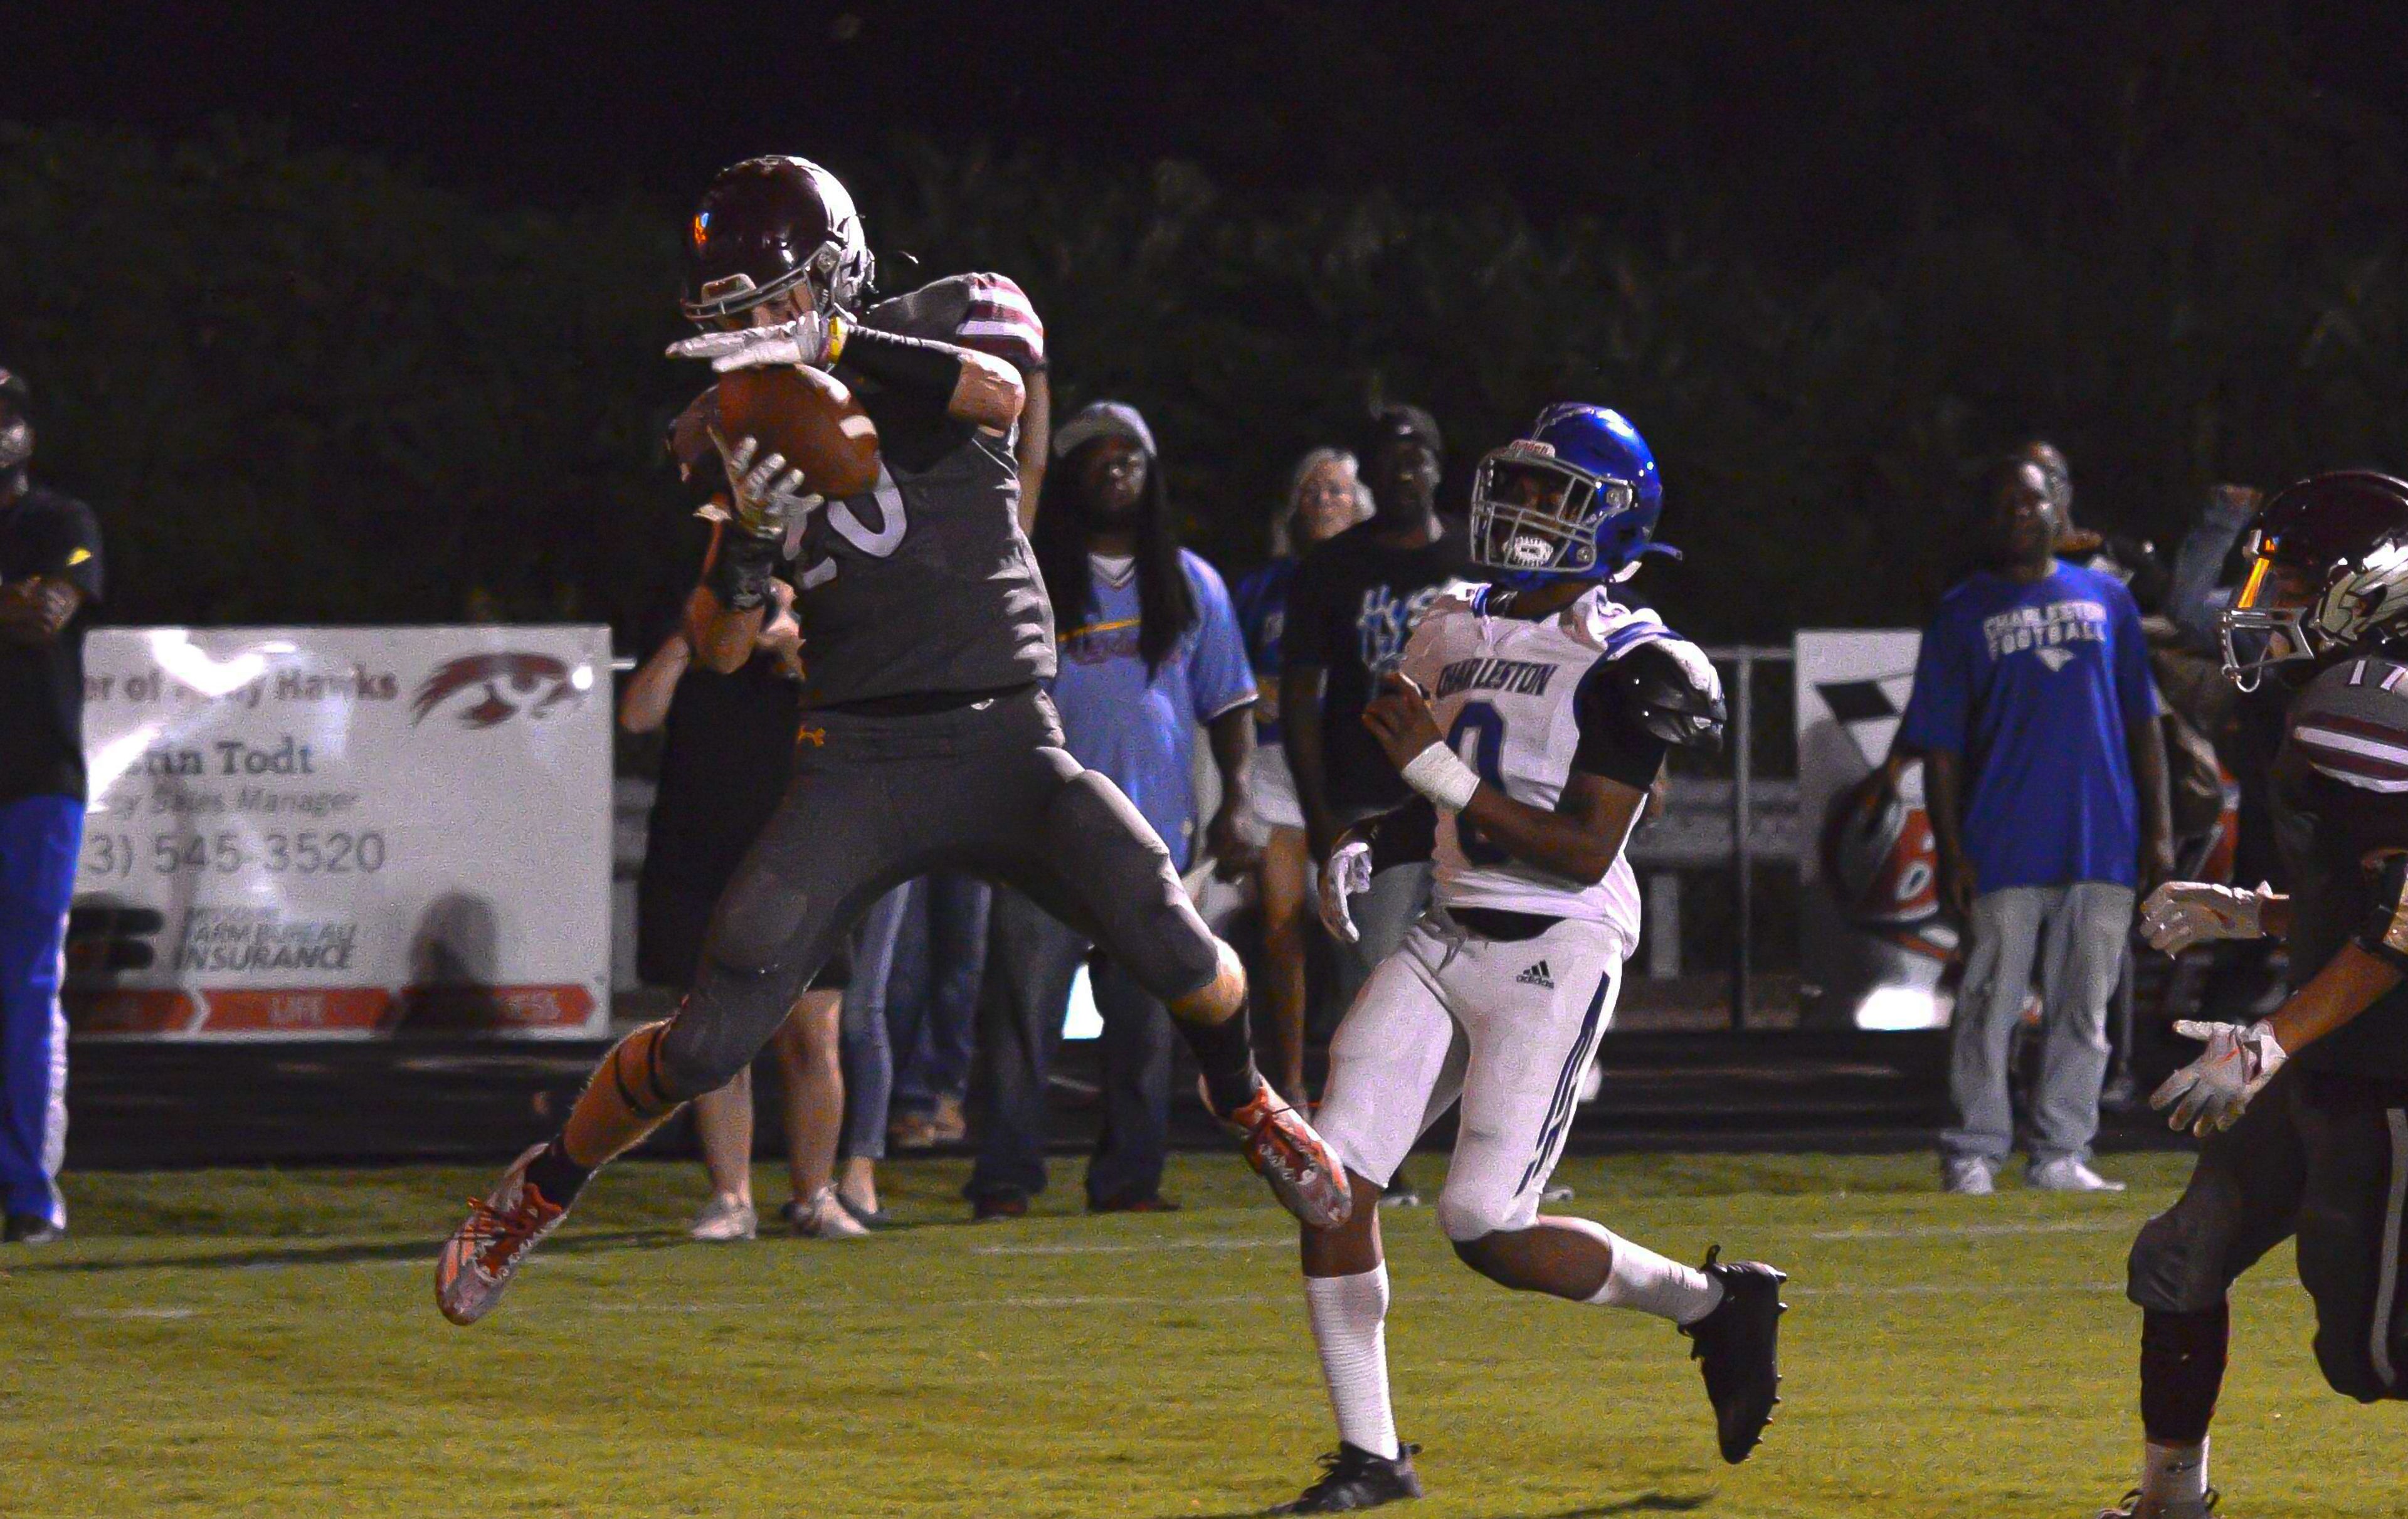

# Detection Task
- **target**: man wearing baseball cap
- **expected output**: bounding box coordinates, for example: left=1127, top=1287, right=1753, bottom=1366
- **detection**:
left=0, top=366, right=103, bottom=1244
left=967, top=400, right=1261, bottom=1215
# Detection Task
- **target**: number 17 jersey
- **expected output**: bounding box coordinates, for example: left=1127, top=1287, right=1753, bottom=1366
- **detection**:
left=1397, top=585, right=1679, bottom=954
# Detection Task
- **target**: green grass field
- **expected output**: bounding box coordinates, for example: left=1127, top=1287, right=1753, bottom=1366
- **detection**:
left=1, top=1151, right=2395, bottom=1518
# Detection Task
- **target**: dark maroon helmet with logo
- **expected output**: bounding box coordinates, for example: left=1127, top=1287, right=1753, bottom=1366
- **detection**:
left=2222, top=471, right=2408, bottom=690
left=680, top=156, right=875, bottom=324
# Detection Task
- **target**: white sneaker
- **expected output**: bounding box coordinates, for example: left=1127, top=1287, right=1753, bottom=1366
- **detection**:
left=1943, top=1156, right=1996, bottom=1195
left=2030, top=1156, right=2127, bottom=1193
left=689, top=1194, right=758, bottom=1242
left=784, top=1185, right=870, bottom=1240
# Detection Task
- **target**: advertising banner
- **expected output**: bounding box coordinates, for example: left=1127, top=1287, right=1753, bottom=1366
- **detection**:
left=66, top=627, right=613, bottom=1038
left=1794, top=630, right=1958, bottom=1030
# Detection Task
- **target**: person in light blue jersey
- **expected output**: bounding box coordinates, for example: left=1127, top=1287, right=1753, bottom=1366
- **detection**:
left=967, top=401, right=1261, bottom=1215
left=1899, top=451, right=2173, bottom=1197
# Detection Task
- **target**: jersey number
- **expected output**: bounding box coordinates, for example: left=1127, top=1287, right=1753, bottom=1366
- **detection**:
left=796, top=464, right=909, bottom=588
left=1447, top=701, right=1511, bottom=866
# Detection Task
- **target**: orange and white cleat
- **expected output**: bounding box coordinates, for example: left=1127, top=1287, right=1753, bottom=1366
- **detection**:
left=435, top=1143, right=570, bottom=1326
left=1204, top=1076, right=1353, bottom=1230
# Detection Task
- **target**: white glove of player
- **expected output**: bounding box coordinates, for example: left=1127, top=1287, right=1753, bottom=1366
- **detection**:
left=711, top=433, right=822, bottom=539
left=2139, top=881, right=2273, bottom=956
left=1318, top=840, right=1373, bottom=945
left=2150, top=1019, right=2288, bottom=1137
left=667, top=312, right=836, bottom=372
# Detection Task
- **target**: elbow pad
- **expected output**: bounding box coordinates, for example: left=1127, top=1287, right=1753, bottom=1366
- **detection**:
left=1613, top=639, right=1728, bottom=753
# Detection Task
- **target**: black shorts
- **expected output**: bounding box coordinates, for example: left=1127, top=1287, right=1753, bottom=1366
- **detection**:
left=649, top=686, right=1219, bottom=1099
left=638, top=871, right=852, bottom=992
left=2128, top=1064, right=2408, bottom=1401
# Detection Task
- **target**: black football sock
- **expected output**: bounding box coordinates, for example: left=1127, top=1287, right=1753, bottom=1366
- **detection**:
left=1180, top=1002, right=1264, bottom=1116
left=2139, top=1302, right=2229, bottom=1444
left=521, top=1136, right=594, bottom=1208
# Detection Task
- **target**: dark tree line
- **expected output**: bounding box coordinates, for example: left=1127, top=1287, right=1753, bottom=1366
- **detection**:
left=3, top=18, right=2404, bottom=647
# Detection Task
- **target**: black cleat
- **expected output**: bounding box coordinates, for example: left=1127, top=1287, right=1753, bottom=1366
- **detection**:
left=1677, top=1245, right=1787, bottom=1463
left=1269, top=1441, right=1425, bottom=1513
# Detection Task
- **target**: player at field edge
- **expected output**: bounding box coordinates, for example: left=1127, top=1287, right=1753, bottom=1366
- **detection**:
left=1265, top=405, right=1785, bottom=1513
left=2100, top=471, right=2408, bottom=1519
left=435, top=154, right=1351, bottom=1327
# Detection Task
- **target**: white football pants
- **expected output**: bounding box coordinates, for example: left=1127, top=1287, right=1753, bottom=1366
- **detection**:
left=1314, top=909, right=1625, bottom=1242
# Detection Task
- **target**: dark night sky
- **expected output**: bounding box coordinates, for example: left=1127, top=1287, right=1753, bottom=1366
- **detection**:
left=14, top=2, right=2407, bottom=236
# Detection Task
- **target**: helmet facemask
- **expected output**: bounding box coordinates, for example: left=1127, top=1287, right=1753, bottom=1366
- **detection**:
left=679, top=157, right=876, bottom=327
left=2221, top=534, right=2408, bottom=692
left=1469, top=443, right=1636, bottom=585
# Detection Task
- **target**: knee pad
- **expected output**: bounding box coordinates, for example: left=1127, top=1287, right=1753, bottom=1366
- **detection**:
left=703, top=862, right=813, bottom=977
left=2126, top=1204, right=2236, bottom=1315
left=1435, top=1182, right=1516, bottom=1245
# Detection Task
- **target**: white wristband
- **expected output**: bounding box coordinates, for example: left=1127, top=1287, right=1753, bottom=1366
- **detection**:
left=1399, top=743, right=1481, bottom=812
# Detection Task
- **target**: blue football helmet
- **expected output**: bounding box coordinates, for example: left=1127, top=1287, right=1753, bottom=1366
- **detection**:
left=1469, top=404, right=1671, bottom=588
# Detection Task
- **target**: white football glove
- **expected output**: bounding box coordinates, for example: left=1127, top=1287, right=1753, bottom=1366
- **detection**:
left=2150, top=1019, right=2288, bottom=1137
left=710, top=433, right=822, bottom=540
left=1318, top=840, right=1373, bottom=945
left=667, top=312, right=836, bottom=372
left=2139, top=881, right=2273, bottom=956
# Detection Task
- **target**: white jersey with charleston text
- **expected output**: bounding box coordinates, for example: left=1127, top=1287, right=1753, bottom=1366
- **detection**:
left=1398, top=585, right=1671, bottom=948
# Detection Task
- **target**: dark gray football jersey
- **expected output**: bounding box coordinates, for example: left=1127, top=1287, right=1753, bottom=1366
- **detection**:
left=2269, top=653, right=2408, bottom=1077
left=783, top=275, right=1055, bottom=707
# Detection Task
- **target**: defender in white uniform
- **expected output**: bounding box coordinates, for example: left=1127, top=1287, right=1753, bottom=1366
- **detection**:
left=1265, top=405, right=1788, bottom=1515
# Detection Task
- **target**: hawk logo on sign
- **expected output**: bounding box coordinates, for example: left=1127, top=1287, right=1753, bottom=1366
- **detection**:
left=411, top=654, right=589, bottom=729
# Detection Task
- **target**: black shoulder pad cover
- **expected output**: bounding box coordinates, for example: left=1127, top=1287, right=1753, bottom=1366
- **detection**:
left=1614, top=639, right=1727, bottom=753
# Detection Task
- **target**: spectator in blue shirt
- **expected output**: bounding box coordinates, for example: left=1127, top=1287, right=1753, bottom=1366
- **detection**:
left=967, top=401, right=1260, bottom=1216
left=1899, top=452, right=2173, bottom=1197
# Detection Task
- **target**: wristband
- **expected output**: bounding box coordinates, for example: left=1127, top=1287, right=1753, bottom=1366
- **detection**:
left=1399, top=743, right=1481, bottom=812
left=705, top=529, right=781, bottom=612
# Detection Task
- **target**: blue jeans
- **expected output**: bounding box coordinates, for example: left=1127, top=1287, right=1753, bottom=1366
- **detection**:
left=0, top=795, right=80, bottom=1228
left=838, top=884, right=912, bottom=1161
left=885, top=874, right=991, bottom=1116
left=968, top=886, right=1175, bottom=1207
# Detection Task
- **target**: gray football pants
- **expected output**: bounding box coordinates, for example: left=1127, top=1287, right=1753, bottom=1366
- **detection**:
left=2128, top=1065, right=2408, bottom=1402
left=1942, top=881, right=2133, bottom=1167
left=652, top=689, right=1222, bottom=1101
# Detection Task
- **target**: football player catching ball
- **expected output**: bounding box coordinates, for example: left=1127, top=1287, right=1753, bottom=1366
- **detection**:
left=435, top=156, right=1348, bottom=1326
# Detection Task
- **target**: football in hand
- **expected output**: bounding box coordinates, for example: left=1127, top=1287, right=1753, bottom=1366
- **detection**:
left=705, top=365, right=880, bottom=500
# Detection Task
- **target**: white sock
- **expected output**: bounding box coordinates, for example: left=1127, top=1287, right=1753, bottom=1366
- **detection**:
left=1302, top=1266, right=1400, bottom=1460
left=1566, top=1217, right=1724, bottom=1324
left=2140, top=1437, right=2209, bottom=1509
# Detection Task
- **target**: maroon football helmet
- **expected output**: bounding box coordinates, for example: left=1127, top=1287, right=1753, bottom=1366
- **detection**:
left=2223, top=471, right=2408, bottom=691
left=680, top=156, right=875, bottom=324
